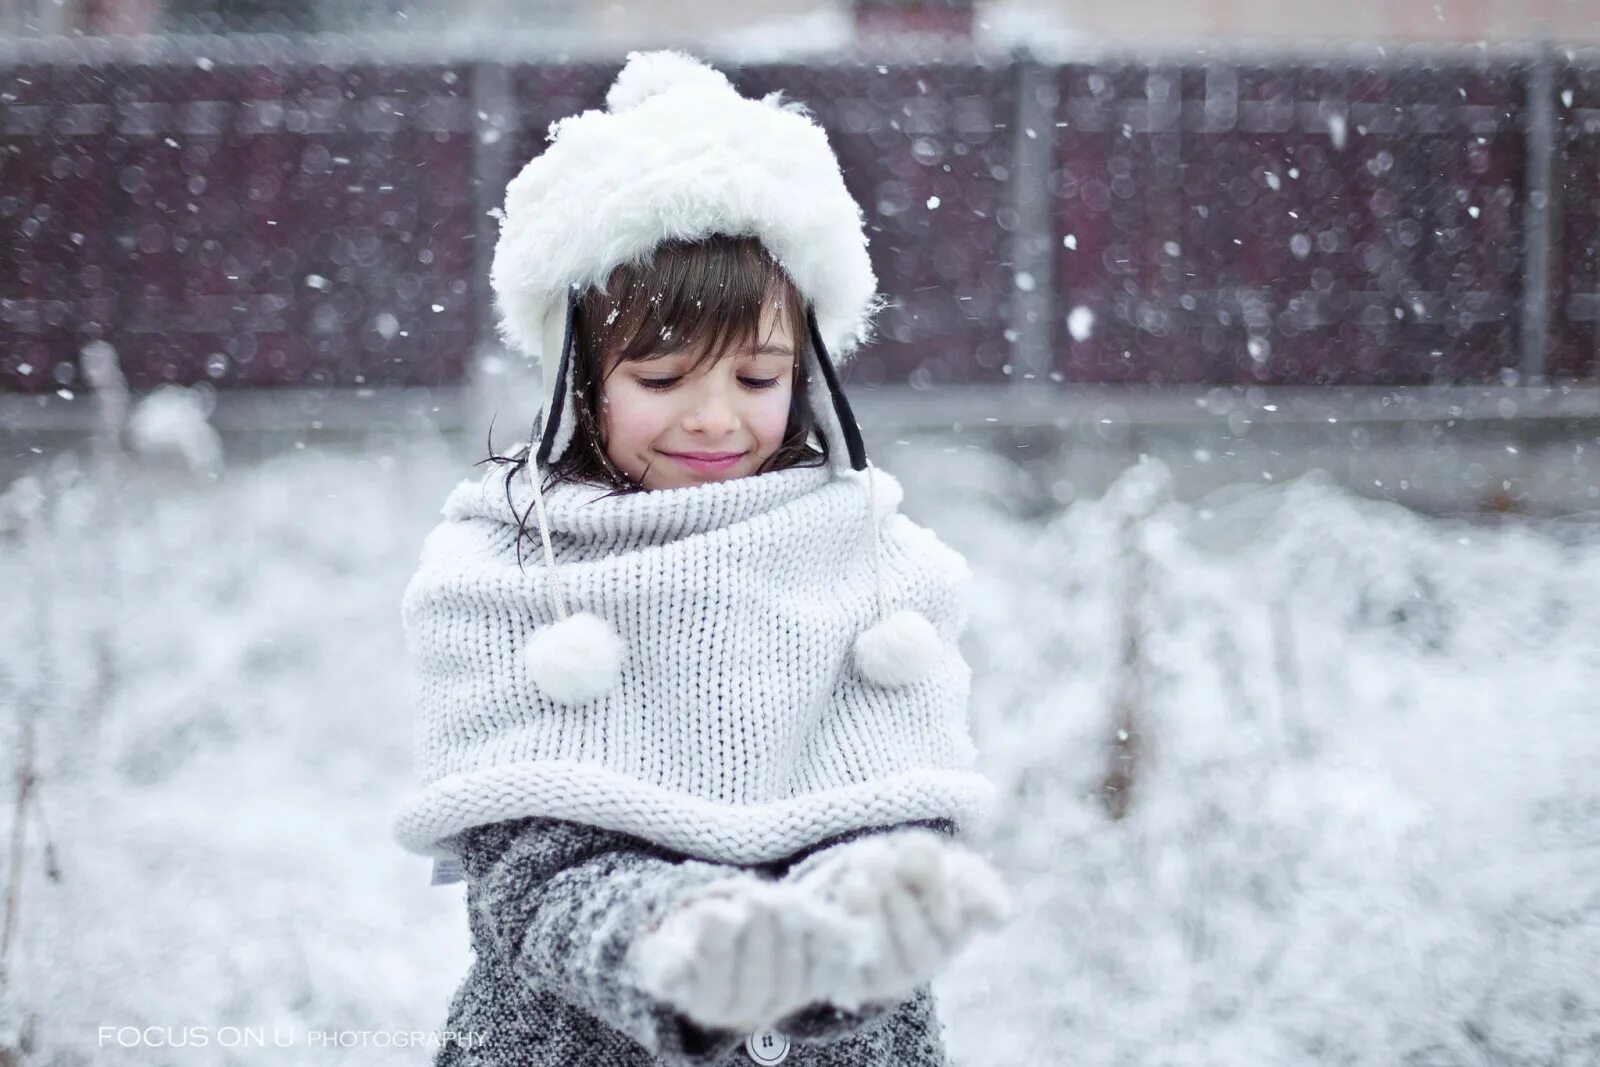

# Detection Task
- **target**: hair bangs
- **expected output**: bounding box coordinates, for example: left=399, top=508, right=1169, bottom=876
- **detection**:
left=586, top=236, right=804, bottom=377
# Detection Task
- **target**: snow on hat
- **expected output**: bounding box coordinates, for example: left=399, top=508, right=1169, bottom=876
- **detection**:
left=487, top=49, right=940, bottom=704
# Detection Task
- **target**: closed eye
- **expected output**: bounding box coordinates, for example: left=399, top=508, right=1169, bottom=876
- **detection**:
left=635, top=376, right=782, bottom=391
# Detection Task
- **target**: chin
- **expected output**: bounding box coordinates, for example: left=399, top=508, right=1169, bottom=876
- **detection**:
left=671, top=465, right=747, bottom=487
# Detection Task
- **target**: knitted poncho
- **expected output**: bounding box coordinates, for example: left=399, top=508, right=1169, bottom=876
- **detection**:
left=390, top=458, right=996, bottom=865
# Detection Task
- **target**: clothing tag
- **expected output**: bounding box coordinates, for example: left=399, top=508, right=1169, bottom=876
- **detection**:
left=431, top=857, right=465, bottom=885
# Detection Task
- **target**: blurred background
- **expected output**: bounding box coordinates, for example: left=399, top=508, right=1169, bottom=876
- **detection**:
left=1, top=2, right=1598, bottom=1065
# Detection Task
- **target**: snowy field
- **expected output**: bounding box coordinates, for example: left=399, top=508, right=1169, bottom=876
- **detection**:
left=1, top=428, right=1597, bottom=1065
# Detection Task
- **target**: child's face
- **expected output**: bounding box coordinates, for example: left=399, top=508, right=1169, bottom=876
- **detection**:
left=598, top=300, right=798, bottom=490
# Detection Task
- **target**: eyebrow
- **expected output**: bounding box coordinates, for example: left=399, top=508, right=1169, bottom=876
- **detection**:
left=638, top=342, right=795, bottom=362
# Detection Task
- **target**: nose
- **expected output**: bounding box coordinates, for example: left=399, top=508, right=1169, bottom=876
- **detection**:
left=683, top=382, right=740, bottom=436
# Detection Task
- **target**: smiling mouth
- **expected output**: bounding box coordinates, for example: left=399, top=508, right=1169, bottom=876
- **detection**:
left=659, top=450, right=746, bottom=470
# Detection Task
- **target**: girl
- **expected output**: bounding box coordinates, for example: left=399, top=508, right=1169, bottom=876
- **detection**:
left=392, top=50, right=1012, bottom=1066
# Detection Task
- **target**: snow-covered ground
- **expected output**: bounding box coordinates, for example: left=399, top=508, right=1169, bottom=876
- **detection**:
left=1, top=431, right=1596, bottom=1065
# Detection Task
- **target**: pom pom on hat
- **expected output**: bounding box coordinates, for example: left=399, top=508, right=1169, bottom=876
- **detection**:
left=853, top=609, right=942, bottom=688
left=525, top=611, right=625, bottom=705
left=606, top=50, right=733, bottom=114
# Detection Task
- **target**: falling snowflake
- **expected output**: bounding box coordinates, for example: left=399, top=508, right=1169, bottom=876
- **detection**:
left=1067, top=306, right=1094, bottom=341
left=1327, top=111, right=1348, bottom=150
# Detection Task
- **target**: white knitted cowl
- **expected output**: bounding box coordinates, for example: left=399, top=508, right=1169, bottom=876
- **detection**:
left=390, top=456, right=997, bottom=865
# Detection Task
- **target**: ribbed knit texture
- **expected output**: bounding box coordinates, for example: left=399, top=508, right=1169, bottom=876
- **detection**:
left=391, top=460, right=996, bottom=863
left=435, top=814, right=956, bottom=1066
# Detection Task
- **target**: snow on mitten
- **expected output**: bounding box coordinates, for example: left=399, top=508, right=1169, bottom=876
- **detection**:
left=785, top=828, right=1015, bottom=1004
left=629, top=877, right=865, bottom=1032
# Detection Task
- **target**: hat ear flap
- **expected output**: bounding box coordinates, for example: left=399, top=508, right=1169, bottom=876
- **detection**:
left=537, top=293, right=581, bottom=467
left=805, top=305, right=868, bottom=473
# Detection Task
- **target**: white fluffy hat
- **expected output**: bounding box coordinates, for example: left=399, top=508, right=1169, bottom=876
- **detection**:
left=486, top=50, right=942, bottom=703
left=489, top=48, right=887, bottom=467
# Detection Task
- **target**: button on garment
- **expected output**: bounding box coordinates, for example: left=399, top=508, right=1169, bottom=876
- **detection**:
left=745, top=1027, right=790, bottom=1064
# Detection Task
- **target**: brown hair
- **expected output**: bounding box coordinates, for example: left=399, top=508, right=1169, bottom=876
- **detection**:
left=479, top=234, right=831, bottom=566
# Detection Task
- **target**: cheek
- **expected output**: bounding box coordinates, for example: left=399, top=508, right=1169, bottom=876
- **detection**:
left=749, top=386, right=793, bottom=444
left=601, top=386, right=668, bottom=450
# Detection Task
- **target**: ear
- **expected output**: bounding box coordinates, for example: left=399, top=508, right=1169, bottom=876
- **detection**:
left=537, top=293, right=581, bottom=467
left=805, top=304, right=868, bottom=473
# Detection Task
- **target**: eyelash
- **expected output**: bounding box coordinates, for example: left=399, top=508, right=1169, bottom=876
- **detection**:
left=636, top=376, right=780, bottom=392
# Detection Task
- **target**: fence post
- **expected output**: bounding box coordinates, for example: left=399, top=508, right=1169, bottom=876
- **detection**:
left=471, top=59, right=515, bottom=371
left=1519, top=39, right=1558, bottom=385
left=1008, top=47, right=1057, bottom=388
left=467, top=59, right=531, bottom=442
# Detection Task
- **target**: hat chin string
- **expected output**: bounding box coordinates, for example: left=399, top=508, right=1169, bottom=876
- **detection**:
left=804, top=306, right=943, bottom=689
left=521, top=294, right=626, bottom=706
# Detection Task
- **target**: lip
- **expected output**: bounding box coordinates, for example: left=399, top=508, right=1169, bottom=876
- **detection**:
left=659, top=450, right=746, bottom=474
